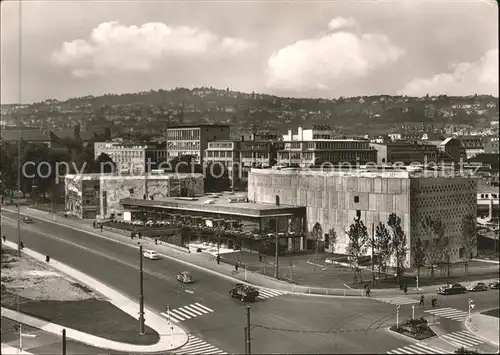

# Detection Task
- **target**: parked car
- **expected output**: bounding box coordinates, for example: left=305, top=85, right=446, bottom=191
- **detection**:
left=22, top=217, right=34, bottom=223
left=229, top=283, right=260, bottom=302
left=142, top=250, right=160, bottom=260
left=467, top=282, right=488, bottom=292
left=489, top=280, right=500, bottom=290
left=437, top=283, right=467, bottom=295
left=176, top=271, right=193, bottom=284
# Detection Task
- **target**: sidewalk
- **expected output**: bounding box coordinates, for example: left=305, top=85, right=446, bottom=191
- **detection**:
left=465, top=312, right=500, bottom=348
left=1, top=240, right=188, bottom=353
left=4, top=206, right=497, bottom=298
left=1, top=343, right=34, bottom=355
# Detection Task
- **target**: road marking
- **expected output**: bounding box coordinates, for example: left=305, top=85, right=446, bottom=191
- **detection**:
left=174, top=334, right=226, bottom=354
left=184, top=289, right=194, bottom=294
left=161, top=303, right=214, bottom=323
left=387, top=341, right=448, bottom=354
left=424, top=307, right=469, bottom=321
left=374, top=296, right=419, bottom=306
left=441, top=330, right=484, bottom=348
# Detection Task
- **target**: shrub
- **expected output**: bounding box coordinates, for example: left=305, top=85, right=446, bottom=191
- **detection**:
left=455, top=347, right=480, bottom=354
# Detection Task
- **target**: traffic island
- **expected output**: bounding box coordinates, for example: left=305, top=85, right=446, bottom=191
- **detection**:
left=1, top=246, right=159, bottom=346
left=389, top=317, right=436, bottom=340
left=455, top=347, right=481, bottom=354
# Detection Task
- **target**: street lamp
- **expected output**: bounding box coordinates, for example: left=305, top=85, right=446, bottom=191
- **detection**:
left=396, top=304, right=400, bottom=329
left=468, top=299, right=475, bottom=320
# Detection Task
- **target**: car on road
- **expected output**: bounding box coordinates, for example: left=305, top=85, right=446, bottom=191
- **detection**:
left=467, top=282, right=488, bottom=292
left=437, top=283, right=467, bottom=295
left=489, top=280, right=500, bottom=290
left=142, top=250, right=160, bottom=260
left=229, top=283, right=259, bottom=302
left=22, top=217, right=34, bottom=223
left=176, top=271, right=193, bottom=284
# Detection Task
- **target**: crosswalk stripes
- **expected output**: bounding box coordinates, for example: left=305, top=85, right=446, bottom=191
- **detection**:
left=424, top=307, right=469, bottom=321
left=374, top=296, right=419, bottom=306
left=256, top=288, right=287, bottom=300
left=387, top=342, right=448, bottom=354
left=174, top=334, right=227, bottom=354
left=441, top=330, right=484, bottom=348
left=160, top=303, right=213, bottom=323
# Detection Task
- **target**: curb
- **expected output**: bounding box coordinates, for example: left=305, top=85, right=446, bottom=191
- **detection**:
left=2, top=210, right=365, bottom=299
left=1, top=241, right=189, bottom=353
left=464, top=316, right=500, bottom=348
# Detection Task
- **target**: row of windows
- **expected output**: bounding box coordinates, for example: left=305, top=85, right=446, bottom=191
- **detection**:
left=480, top=193, right=499, bottom=199
left=167, top=128, right=200, bottom=141
left=167, top=142, right=201, bottom=150
left=207, top=151, right=233, bottom=158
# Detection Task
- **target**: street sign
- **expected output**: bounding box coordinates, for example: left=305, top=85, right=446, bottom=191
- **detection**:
left=396, top=305, right=400, bottom=310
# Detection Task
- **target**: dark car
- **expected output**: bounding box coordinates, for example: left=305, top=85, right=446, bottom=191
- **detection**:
left=467, top=282, right=488, bottom=292
left=229, top=283, right=259, bottom=302
left=176, top=271, right=193, bottom=284
left=489, top=280, right=500, bottom=290
left=22, top=217, right=34, bottom=223
left=437, top=283, right=467, bottom=295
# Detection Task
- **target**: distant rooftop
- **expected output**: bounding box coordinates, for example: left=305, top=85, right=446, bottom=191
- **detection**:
left=65, top=173, right=203, bottom=181
left=166, top=124, right=230, bottom=129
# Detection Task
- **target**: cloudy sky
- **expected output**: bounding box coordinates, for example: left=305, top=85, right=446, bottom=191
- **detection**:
left=1, top=0, right=498, bottom=104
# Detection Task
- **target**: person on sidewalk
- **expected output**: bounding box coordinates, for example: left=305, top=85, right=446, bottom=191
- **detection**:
left=93, top=221, right=96, bottom=229
left=403, top=283, right=408, bottom=295
left=235, top=261, right=239, bottom=272
left=100, top=225, right=103, bottom=232
left=419, top=294, right=425, bottom=306
left=2, top=234, right=6, bottom=243
left=216, top=254, right=220, bottom=265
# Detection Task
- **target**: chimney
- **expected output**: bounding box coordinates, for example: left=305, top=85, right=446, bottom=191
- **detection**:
left=241, top=135, right=245, bottom=141
left=275, top=195, right=280, bottom=206
left=74, top=124, right=81, bottom=140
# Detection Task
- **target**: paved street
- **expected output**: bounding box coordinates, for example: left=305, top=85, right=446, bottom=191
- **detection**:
left=0, top=213, right=436, bottom=354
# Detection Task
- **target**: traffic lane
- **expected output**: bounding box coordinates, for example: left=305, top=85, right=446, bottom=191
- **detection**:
left=1, top=216, right=236, bottom=310
left=3, top=220, right=346, bottom=354
left=434, top=290, right=500, bottom=313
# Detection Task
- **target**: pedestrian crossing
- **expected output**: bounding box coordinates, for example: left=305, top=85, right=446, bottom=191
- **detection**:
left=174, top=334, right=227, bottom=354
left=441, top=330, right=484, bottom=348
left=374, top=296, right=419, bottom=306
left=424, top=307, right=469, bottom=322
left=256, top=288, right=287, bottom=300
left=161, top=303, right=214, bottom=323
left=387, top=342, right=448, bottom=354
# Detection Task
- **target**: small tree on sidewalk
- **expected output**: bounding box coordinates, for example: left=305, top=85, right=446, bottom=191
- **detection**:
left=346, top=218, right=369, bottom=283
left=328, top=228, right=338, bottom=256
left=461, top=213, right=478, bottom=276
left=412, top=236, right=425, bottom=285
left=388, top=213, right=408, bottom=286
left=311, top=222, right=323, bottom=260
left=374, top=222, right=392, bottom=280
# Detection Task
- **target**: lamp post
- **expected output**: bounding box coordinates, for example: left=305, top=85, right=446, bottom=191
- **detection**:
left=412, top=304, right=415, bottom=320
left=139, top=245, right=145, bottom=335
left=274, top=218, right=279, bottom=279
left=396, top=304, right=400, bottom=329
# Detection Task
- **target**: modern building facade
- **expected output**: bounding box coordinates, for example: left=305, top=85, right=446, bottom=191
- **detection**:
left=457, top=136, right=485, bottom=159
left=94, top=141, right=168, bottom=173
left=166, top=124, right=230, bottom=164
left=248, top=168, right=478, bottom=266
left=370, top=142, right=439, bottom=165
left=65, top=173, right=204, bottom=219
left=277, top=140, right=377, bottom=167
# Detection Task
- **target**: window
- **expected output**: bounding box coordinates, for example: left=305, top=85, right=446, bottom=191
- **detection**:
left=356, top=210, right=361, bottom=218
left=129, top=188, right=134, bottom=194
left=354, top=196, right=359, bottom=203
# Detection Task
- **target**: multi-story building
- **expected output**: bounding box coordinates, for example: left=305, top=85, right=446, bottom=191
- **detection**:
left=65, top=172, right=204, bottom=219
left=283, top=126, right=333, bottom=141
left=248, top=167, right=477, bottom=265
left=94, top=141, right=168, bottom=173
left=370, top=142, right=439, bottom=165
left=483, top=136, right=500, bottom=155
left=166, top=124, right=230, bottom=164
left=457, top=136, right=485, bottom=159
left=277, top=139, right=377, bottom=167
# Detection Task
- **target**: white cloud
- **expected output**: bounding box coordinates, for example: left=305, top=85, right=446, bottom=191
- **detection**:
left=265, top=23, right=404, bottom=92
left=399, top=49, right=499, bottom=96
left=51, top=21, right=256, bottom=77
left=328, top=17, right=357, bottom=31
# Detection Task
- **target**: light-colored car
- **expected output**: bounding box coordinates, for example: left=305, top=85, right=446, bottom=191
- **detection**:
left=325, top=258, right=334, bottom=264
left=467, top=282, right=488, bottom=292
left=176, top=271, right=193, bottom=284
left=143, top=250, right=160, bottom=260
left=22, top=217, right=34, bottom=223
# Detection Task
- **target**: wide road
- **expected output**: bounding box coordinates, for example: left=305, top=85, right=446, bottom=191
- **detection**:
left=1, top=212, right=432, bottom=354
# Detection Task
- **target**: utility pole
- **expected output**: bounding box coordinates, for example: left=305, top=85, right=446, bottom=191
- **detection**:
left=139, top=245, right=145, bottom=335
left=246, top=306, right=251, bottom=355
left=244, top=327, right=248, bottom=354
left=17, top=131, right=21, bottom=258
left=62, top=328, right=67, bottom=355
left=274, top=218, right=279, bottom=279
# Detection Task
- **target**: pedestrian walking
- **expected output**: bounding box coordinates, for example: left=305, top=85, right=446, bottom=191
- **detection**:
left=19, top=241, right=25, bottom=249
left=258, top=254, right=262, bottom=262
left=216, top=255, right=220, bottom=265
left=93, top=221, right=96, bottom=229
left=403, top=283, right=408, bottom=295
left=2, top=234, right=6, bottom=243
left=419, top=294, right=425, bottom=306
left=100, top=225, right=103, bottom=232
left=235, top=262, right=239, bottom=272
left=431, top=297, right=437, bottom=307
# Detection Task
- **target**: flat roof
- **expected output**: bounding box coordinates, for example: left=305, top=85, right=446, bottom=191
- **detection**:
left=167, top=124, right=230, bottom=129
left=65, top=173, right=203, bottom=181
left=120, top=194, right=304, bottom=218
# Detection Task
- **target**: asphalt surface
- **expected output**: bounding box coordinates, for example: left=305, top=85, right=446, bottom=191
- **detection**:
left=2, top=211, right=496, bottom=354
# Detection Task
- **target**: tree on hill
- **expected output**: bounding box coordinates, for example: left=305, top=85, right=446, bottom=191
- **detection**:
left=346, top=218, right=369, bottom=283
left=91, top=153, right=116, bottom=174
